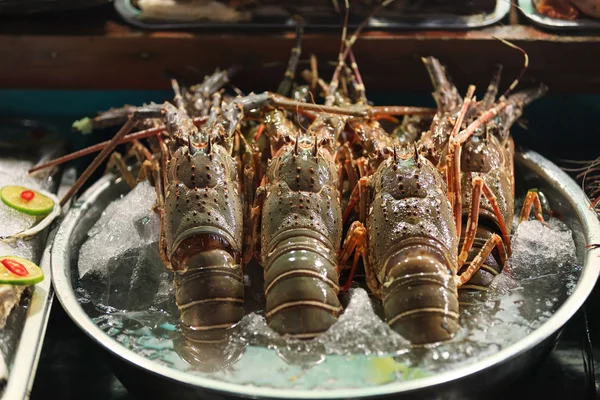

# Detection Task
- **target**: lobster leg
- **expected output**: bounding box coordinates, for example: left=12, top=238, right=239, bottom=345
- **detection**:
left=457, top=174, right=484, bottom=268
left=455, top=172, right=511, bottom=262
left=456, top=233, right=504, bottom=288
left=338, top=221, right=368, bottom=292
left=518, top=189, right=549, bottom=226
left=106, top=139, right=156, bottom=189
left=481, top=64, right=503, bottom=111
left=243, top=183, right=266, bottom=265
left=344, top=159, right=358, bottom=202
left=451, top=101, right=509, bottom=146
left=106, top=152, right=137, bottom=189
left=338, top=221, right=378, bottom=294
left=342, top=176, right=369, bottom=224
left=480, top=180, right=512, bottom=257
left=447, top=86, right=475, bottom=237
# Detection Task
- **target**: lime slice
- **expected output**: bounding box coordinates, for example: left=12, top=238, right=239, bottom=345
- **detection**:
left=1, top=186, right=55, bottom=216
left=0, top=256, right=44, bottom=285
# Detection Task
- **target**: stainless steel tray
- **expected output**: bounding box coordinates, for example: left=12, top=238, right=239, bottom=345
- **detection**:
left=51, top=149, right=600, bottom=399
left=518, top=0, right=600, bottom=31
left=3, top=229, right=54, bottom=400
left=115, top=0, right=510, bottom=30
left=0, top=141, right=73, bottom=400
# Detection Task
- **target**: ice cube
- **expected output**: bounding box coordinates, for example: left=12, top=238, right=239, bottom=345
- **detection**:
left=317, top=288, right=410, bottom=356
left=234, top=288, right=409, bottom=359
left=486, top=272, right=520, bottom=297
left=507, top=218, right=577, bottom=280
left=79, top=181, right=159, bottom=277
left=78, top=181, right=172, bottom=311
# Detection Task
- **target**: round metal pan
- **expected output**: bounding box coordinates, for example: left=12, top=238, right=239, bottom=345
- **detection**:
left=51, top=149, right=600, bottom=399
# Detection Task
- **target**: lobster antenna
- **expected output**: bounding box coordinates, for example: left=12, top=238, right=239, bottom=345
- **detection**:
left=310, top=54, right=319, bottom=94
left=277, top=15, right=305, bottom=97
left=492, top=36, right=529, bottom=99
left=171, top=79, right=185, bottom=111
left=325, top=0, right=351, bottom=107
left=326, top=0, right=396, bottom=107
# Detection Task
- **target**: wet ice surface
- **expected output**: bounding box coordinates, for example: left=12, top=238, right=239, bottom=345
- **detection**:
left=77, top=188, right=582, bottom=390
left=78, top=181, right=174, bottom=311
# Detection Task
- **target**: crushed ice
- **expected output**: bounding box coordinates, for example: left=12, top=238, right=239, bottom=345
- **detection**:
left=232, top=288, right=410, bottom=357
left=78, top=181, right=173, bottom=311
left=508, top=218, right=577, bottom=280
left=78, top=188, right=582, bottom=389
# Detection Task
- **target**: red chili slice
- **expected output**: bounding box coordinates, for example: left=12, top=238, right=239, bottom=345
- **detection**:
left=20, top=190, right=35, bottom=202
left=1, top=259, right=29, bottom=276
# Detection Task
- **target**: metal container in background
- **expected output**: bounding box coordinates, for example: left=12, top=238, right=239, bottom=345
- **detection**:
left=114, top=0, right=510, bottom=30
left=518, top=0, right=600, bottom=31
left=0, top=0, right=109, bottom=15
left=50, top=149, right=600, bottom=399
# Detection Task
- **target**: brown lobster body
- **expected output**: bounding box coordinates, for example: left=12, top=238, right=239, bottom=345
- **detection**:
left=259, top=116, right=344, bottom=339
left=165, top=140, right=245, bottom=343
left=365, top=153, right=459, bottom=344
left=419, top=56, right=547, bottom=292
left=454, top=135, right=514, bottom=289
left=128, top=99, right=247, bottom=344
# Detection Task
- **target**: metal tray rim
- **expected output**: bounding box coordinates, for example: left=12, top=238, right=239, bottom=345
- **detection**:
left=517, top=0, right=600, bottom=31
left=114, top=0, right=510, bottom=31
left=51, top=149, right=600, bottom=399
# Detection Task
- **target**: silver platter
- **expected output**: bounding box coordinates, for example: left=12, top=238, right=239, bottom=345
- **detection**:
left=51, top=149, right=600, bottom=399
left=518, top=0, right=600, bottom=31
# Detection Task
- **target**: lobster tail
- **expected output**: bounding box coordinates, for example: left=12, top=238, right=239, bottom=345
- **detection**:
left=264, top=238, right=342, bottom=340
left=382, top=245, right=459, bottom=345
left=173, top=242, right=245, bottom=343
